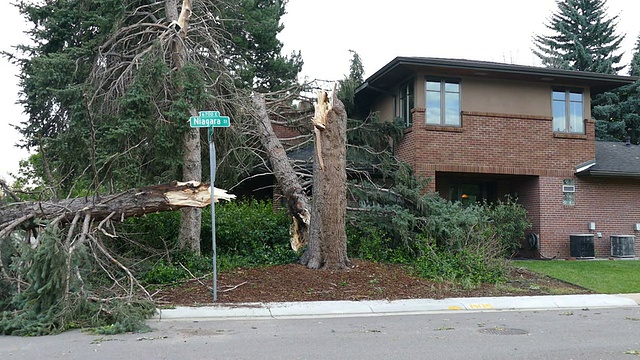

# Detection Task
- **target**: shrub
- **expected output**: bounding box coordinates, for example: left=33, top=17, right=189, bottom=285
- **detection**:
left=347, top=166, right=530, bottom=285
left=205, top=199, right=295, bottom=266
left=133, top=199, right=296, bottom=286
left=484, top=197, right=532, bottom=256
left=142, top=251, right=213, bottom=285
left=118, top=211, right=180, bottom=255
left=413, top=245, right=509, bottom=286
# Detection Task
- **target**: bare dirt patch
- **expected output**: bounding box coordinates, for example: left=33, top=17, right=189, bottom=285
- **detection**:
left=152, top=260, right=591, bottom=307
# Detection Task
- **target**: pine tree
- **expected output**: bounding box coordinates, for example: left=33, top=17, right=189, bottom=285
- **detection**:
left=532, top=0, right=625, bottom=74
left=593, top=35, right=640, bottom=144
left=337, top=50, right=364, bottom=117
left=221, top=0, right=303, bottom=92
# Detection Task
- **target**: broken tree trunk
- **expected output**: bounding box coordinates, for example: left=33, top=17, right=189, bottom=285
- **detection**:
left=166, top=0, right=203, bottom=254
left=0, top=181, right=235, bottom=238
left=301, top=89, right=350, bottom=269
left=252, top=89, right=350, bottom=269
left=252, top=93, right=311, bottom=251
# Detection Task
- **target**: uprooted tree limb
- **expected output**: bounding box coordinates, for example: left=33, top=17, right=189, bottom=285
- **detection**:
left=0, top=181, right=235, bottom=239
left=252, top=92, right=311, bottom=252
left=0, top=180, right=235, bottom=327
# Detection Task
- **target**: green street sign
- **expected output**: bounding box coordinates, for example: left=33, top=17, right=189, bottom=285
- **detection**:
left=189, top=111, right=231, bottom=127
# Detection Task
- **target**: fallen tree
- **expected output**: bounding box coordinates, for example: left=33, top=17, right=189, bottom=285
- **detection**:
left=0, top=180, right=235, bottom=335
left=252, top=93, right=311, bottom=252
left=0, top=181, right=235, bottom=239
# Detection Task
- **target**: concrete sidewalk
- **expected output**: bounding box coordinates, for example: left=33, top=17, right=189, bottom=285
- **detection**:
left=153, top=293, right=640, bottom=321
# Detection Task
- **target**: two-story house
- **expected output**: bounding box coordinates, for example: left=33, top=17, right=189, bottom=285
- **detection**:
left=354, top=57, right=639, bottom=259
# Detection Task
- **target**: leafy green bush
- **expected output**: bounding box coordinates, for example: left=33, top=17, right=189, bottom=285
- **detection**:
left=142, top=251, right=212, bottom=285
left=347, top=223, right=410, bottom=263
left=118, top=211, right=181, bottom=254
left=484, top=197, right=532, bottom=256
left=205, top=199, right=295, bottom=266
left=413, top=245, right=508, bottom=286
left=347, top=164, right=530, bottom=285
left=141, top=200, right=296, bottom=285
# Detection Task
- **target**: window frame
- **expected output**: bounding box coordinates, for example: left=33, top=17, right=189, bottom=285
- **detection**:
left=425, top=78, right=461, bottom=127
left=398, top=79, right=415, bottom=127
left=562, top=179, right=576, bottom=206
left=552, top=89, right=584, bottom=134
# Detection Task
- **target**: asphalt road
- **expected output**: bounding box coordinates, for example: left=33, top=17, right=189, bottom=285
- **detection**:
left=2, top=307, right=640, bottom=359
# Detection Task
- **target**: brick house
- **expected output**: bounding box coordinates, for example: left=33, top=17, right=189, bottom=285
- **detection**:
left=354, top=57, right=639, bottom=259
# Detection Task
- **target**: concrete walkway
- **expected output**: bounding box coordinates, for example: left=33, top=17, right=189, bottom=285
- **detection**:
left=154, top=293, right=640, bottom=321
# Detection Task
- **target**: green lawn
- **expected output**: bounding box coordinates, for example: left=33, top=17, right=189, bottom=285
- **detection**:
left=512, top=260, right=640, bottom=294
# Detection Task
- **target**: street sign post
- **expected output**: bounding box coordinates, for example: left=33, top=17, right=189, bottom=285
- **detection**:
left=189, top=111, right=231, bottom=302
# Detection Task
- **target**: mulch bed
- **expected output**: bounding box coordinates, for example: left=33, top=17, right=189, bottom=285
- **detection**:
left=152, top=260, right=591, bottom=307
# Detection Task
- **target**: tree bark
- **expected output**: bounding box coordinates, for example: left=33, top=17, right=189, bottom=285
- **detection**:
left=179, top=126, right=203, bottom=253
left=0, top=182, right=235, bottom=236
left=252, top=93, right=311, bottom=251
left=167, top=0, right=202, bottom=253
left=301, top=90, right=350, bottom=269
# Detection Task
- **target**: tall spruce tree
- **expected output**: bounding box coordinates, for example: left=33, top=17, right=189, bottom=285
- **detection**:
left=532, top=0, right=625, bottom=74
left=8, top=0, right=125, bottom=197
left=594, top=35, right=640, bottom=144
left=221, top=0, right=303, bottom=92
left=9, top=0, right=303, bottom=253
left=533, top=0, right=632, bottom=142
left=337, top=50, right=364, bottom=117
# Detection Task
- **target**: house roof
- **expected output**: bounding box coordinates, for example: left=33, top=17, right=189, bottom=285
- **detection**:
left=576, top=141, right=640, bottom=178
left=355, top=57, right=637, bottom=103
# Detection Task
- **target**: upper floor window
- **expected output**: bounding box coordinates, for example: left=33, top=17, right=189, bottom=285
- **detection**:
left=426, top=79, right=461, bottom=126
left=552, top=90, right=584, bottom=133
left=399, top=80, right=415, bottom=126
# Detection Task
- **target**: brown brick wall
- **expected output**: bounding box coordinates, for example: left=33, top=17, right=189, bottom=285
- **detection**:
left=396, top=109, right=640, bottom=258
left=272, top=123, right=308, bottom=145
left=396, top=110, right=595, bottom=177
left=538, top=177, right=640, bottom=258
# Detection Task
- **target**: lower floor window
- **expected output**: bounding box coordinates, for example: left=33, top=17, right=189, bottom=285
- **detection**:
left=563, top=179, right=575, bottom=206
left=449, top=182, right=497, bottom=206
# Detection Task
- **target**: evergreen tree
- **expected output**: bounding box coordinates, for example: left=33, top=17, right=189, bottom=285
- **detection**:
left=10, top=0, right=302, bottom=195
left=8, top=0, right=303, bottom=253
left=532, top=0, right=625, bottom=74
left=6, top=0, right=125, bottom=196
left=594, top=35, right=640, bottom=144
left=337, top=50, right=364, bottom=117
left=221, top=0, right=303, bottom=92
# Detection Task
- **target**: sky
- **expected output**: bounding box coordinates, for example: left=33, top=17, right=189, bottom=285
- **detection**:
left=1, top=0, right=640, bottom=182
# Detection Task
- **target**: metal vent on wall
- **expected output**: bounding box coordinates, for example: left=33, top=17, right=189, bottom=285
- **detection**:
left=610, top=235, right=635, bottom=258
left=569, top=234, right=595, bottom=258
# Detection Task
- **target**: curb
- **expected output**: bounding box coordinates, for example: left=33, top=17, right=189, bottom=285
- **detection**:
left=153, top=294, right=639, bottom=321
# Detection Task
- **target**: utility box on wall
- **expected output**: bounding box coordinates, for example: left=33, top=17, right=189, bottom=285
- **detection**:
left=570, top=234, right=595, bottom=259
left=610, top=235, right=635, bottom=258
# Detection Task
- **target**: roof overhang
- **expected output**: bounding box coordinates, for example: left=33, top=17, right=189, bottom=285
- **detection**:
left=575, top=159, right=640, bottom=179
left=576, top=170, right=640, bottom=179
left=355, top=57, right=638, bottom=105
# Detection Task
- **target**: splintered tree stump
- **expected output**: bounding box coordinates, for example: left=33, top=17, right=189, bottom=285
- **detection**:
left=302, top=88, right=350, bottom=269
left=252, top=89, right=349, bottom=270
